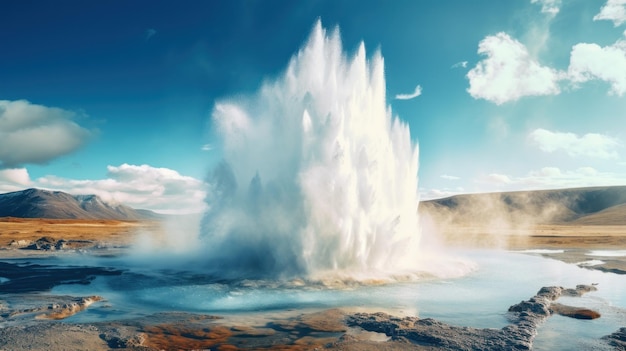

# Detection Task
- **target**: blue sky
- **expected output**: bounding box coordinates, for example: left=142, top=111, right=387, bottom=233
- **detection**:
left=1, top=0, right=625, bottom=213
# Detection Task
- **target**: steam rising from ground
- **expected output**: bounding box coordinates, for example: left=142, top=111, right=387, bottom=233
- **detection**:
left=200, top=21, right=423, bottom=280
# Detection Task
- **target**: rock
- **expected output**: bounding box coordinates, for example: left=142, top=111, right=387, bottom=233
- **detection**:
left=37, top=296, right=103, bottom=320
left=8, top=239, right=31, bottom=247
left=563, top=284, right=598, bottom=297
left=603, top=327, right=626, bottom=350
left=348, top=285, right=601, bottom=351
left=508, top=297, right=552, bottom=316
left=100, top=328, right=147, bottom=349
left=346, top=312, right=418, bottom=337
left=22, top=236, right=58, bottom=250
left=55, top=239, right=69, bottom=250
left=551, top=303, right=601, bottom=320
left=18, top=237, right=92, bottom=251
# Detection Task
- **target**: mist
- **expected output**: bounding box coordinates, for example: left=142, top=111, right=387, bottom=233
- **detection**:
left=419, top=187, right=624, bottom=249
left=196, top=20, right=422, bottom=280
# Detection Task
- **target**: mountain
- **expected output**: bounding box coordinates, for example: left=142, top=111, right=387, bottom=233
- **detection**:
left=420, top=185, right=626, bottom=226
left=0, top=188, right=161, bottom=220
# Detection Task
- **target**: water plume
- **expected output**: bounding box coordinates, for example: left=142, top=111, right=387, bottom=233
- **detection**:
left=201, top=20, right=421, bottom=280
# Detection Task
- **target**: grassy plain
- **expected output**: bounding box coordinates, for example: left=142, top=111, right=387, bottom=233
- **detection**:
left=0, top=217, right=160, bottom=248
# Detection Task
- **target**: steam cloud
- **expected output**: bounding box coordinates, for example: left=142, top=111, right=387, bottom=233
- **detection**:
left=200, top=21, right=421, bottom=280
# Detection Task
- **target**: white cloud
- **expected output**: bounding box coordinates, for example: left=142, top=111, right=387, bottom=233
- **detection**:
left=467, top=33, right=562, bottom=104
left=395, top=85, right=422, bottom=100
left=594, top=0, right=626, bottom=26
left=452, top=61, right=468, bottom=69
left=531, top=0, right=561, bottom=16
left=420, top=188, right=464, bottom=200
left=576, top=166, right=600, bottom=176
left=0, top=100, right=92, bottom=168
left=424, top=164, right=625, bottom=199
left=529, top=128, right=621, bottom=159
left=441, top=174, right=460, bottom=180
left=486, top=173, right=513, bottom=184
left=568, top=33, right=626, bottom=95
left=201, top=144, right=213, bottom=151
left=0, top=168, right=32, bottom=193
left=0, top=164, right=207, bottom=214
left=529, top=166, right=562, bottom=177
left=477, top=166, right=625, bottom=191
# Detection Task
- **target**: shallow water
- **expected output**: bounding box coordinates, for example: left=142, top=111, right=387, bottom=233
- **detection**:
left=5, top=249, right=625, bottom=350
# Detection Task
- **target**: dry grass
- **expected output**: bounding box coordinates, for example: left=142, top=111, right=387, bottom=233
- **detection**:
left=0, top=217, right=161, bottom=247
left=433, top=224, right=626, bottom=250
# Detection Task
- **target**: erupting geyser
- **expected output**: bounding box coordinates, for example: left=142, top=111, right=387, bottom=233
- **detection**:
left=201, top=20, right=420, bottom=279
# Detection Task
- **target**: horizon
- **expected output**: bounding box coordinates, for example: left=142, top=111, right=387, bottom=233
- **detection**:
left=3, top=183, right=626, bottom=208
left=1, top=0, right=625, bottom=214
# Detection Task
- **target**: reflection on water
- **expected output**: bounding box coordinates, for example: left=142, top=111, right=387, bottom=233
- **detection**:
left=9, top=249, right=624, bottom=350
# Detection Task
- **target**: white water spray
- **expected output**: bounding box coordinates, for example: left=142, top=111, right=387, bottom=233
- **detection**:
left=201, top=21, right=420, bottom=279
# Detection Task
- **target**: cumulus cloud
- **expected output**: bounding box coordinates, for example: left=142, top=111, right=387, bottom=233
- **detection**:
left=395, top=85, right=422, bottom=100
left=529, top=128, right=621, bottom=159
left=594, top=0, right=626, bottom=26
left=102, top=164, right=207, bottom=213
left=0, top=100, right=92, bottom=168
left=0, top=164, right=207, bottom=214
left=467, top=33, right=562, bottom=104
left=568, top=33, right=626, bottom=95
left=485, top=173, right=513, bottom=185
left=0, top=168, right=32, bottom=193
left=531, top=0, right=562, bottom=16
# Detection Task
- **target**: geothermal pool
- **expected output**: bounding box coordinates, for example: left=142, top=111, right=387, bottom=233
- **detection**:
left=3, top=249, right=620, bottom=350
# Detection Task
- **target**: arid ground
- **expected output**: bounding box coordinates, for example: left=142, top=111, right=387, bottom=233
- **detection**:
left=0, top=217, right=159, bottom=248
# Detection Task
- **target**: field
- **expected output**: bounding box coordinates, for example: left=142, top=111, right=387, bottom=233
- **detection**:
left=0, top=217, right=160, bottom=248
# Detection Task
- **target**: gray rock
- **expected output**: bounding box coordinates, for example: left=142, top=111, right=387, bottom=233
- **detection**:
left=99, top=328, right=148, bottom=349
left=55, top=239, right=68, bottom=250
left=8, top=239, right=32, bottom=247
left=603, top=327, right=626, bottom=350
left=348, top=285, right=600, bottom=351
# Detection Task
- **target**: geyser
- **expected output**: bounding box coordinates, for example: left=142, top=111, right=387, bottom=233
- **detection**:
left=201, top=20, right=420, bottom=279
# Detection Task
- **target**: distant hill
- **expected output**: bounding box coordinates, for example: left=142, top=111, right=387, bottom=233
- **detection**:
left=0, top=188, right=161, bottom=220
left=420, top=185, right=626, bottom=226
